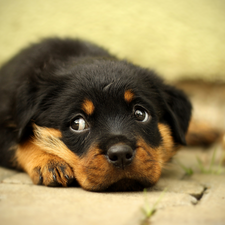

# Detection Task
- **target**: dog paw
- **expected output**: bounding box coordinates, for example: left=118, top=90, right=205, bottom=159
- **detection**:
left=31, top=157, right=75, bottom=187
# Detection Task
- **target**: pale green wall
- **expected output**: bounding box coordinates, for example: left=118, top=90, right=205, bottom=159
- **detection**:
left=0, top=0, right=225, bottom=81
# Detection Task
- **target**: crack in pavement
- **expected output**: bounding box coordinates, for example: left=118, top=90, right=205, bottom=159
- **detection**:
left=190, top=185, right=208, bottom=204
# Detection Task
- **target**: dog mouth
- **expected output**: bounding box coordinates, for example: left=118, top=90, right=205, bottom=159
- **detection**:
left=69, top=175, right=154, bottom=192
left=74, top=162, right=159, bottom=192
left=104, top=178, right=152, bottom=192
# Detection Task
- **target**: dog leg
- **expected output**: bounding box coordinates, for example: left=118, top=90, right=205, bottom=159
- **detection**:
left=15, top=140, right=75, bottom=187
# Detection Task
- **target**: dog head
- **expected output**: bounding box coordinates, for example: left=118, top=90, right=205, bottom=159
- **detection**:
left=18, top=58, right=192, bottom=191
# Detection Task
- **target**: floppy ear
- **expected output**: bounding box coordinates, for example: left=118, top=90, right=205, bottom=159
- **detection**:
left=16, top=84, right=39, bottom=141
left=15, top=74, right=49, bottom=141
left=161, top=85, right=192, bottom=145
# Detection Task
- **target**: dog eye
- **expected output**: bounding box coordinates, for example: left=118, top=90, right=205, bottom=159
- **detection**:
left=70, top=116, right=89, bottom=132
left=134, top=107, right=149, bottom=122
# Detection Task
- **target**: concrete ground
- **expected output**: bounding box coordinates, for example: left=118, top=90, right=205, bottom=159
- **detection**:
left=0, top=144, right=224, bottom=225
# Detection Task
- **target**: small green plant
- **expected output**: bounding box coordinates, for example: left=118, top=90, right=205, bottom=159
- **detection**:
left=176, top=148, right=225, bottom=176
left=175, top=159, right=194, bottom=176
left=140, top=188, right=167, bottom=225
left=196, top=148, right=224, bottom=174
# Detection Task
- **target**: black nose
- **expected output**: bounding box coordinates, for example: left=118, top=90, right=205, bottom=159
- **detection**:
left=107, top=144, right=134, bottom=169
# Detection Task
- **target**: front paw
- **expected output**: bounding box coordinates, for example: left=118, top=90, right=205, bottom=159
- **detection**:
left=31, top=156, right=75, bottom=187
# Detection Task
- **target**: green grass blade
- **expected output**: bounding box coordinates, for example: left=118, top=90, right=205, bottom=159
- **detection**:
left=141, top=188, right=167, bottom=219
left=208, top=148, right=217, bottom=172
left=175, top=159, right=194, bottom=175
left=196, top=156, right=206, bottom=173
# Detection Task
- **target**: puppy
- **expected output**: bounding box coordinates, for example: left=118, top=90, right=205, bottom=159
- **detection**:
left=0, top=38, right=192, bottom=191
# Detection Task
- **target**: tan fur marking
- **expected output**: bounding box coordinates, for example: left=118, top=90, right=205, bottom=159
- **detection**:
left=32, top=124, right=78, bottom=166
left=124, top=90, right=134, bottom=103
left=33, top=124, right=62, bottom=138
left=74, top=147, right=111, bottom=190
left=158, top=123, right=179, bottom=162
left=131, top=138, right=163, bottom=184
left=82, top=99, right=95, bottom=115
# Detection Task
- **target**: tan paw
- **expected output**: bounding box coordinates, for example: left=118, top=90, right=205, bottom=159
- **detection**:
left=31, top=156, right=75, bottom=187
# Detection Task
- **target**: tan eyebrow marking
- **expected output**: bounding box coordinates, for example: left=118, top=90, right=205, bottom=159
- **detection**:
left=82, top=99, right=95, bottom=115
left=124, top=90, right=134, bottom=103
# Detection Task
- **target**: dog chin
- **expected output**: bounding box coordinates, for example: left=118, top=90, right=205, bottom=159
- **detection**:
left=98, top=178, right=153, bottom=192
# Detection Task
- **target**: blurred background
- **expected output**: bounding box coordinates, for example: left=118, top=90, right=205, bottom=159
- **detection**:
left=0, top=0, right=225, bottom=81
left=0, top=0, right=225, bottom=132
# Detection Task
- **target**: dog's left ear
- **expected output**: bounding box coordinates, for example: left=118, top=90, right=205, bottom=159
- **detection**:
left=160, top=84, right=192, bottom=145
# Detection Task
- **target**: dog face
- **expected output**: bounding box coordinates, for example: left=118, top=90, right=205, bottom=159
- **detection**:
left=16, top=58, right=191, bottom=191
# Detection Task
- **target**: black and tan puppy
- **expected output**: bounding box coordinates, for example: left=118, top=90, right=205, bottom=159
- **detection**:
left=0, top=38, right=192, bottom=191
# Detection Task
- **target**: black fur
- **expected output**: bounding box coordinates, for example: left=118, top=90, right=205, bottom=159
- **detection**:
left=0, top=38, right=192, bottom=180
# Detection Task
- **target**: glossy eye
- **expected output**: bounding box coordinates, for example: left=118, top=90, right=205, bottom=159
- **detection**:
left=70, top=116, right=89, bottom=132
left=134, top=107, right=150, bottom=122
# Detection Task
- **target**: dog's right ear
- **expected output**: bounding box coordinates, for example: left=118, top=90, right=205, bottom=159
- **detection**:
left=160, top=84, right=192, bottom=145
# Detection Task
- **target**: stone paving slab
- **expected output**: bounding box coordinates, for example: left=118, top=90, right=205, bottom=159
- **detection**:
left=0, top=183, right=197, bottom=225
left=0, top=167, right=18, bottom=182
left=151, top=204, right=225, bottom=225
left=156, top=178, right=205, bottom=199
left=2, top=172, right=32, bottom=185
left=152, top=175, right=225, bottom=225
left=0, top=146, right=225, bottom=225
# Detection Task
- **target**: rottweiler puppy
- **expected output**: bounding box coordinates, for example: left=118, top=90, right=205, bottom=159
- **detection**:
left=0, top=38, right=192, bottom=191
